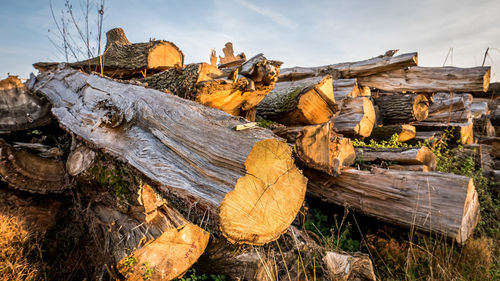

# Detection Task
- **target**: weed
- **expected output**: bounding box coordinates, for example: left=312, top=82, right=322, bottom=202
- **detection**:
left=141, top=262, right=154, bottom=280
left=174, top=269, right=225, bottom=281
left=352, top=133, right=410, bottom=148
left=123, top=256, right=137, bottom=267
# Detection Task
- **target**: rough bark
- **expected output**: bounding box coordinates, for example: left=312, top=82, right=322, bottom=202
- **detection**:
left=333, top=78, right=360, bottom=103
left=306, top=168, right=480, bottom=244
left=477, top=136, right=500, bottom=159
left=34, top=28, right=184, bottom=79
left=0, top=138, right=68, bottom=194
left=412, top=122, right=474, bottom=144
left=32, top=67, right=307, bottom=246
left=387, top=164, right=430, bottom=172
left=333, top=97, right=375, bottom=137
left=473, top=117, right=496, bottom=137
left=373, top=94, right=429, bottom=124
left=279, top=51, right=418, bottom=81
left=424, top=92, right=472, bottom=123
left=295, top=121, right=356, bottom=176
left=357, top=66, right=491, bottom=93
left=0, top=76, right=51, bottom=134
left=355, top=146, right=436, bottom=170
left=367, top=124, right=416, bottom=142
left=256, top=75, right=336, bottom=125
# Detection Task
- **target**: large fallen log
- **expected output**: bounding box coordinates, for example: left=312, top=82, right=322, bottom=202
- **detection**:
left=306, top=168, right=480, bottom=244
left=0, top=76, right=51, bottom=134
left=34, top=28, right=184, bottom=79
left=357, top=66, right=491, bottom=93
left=279, top=51, right=418, bottom=81
left=295, top=121, right=356, bottom=175
left=256, top=75, right=336, bottom=125
left=373, top=94, right=429, bottom=124
left=32, top=67, right=307, bottom=246
left=355, top=146, right=436, bottom=170
left=333, top=97, right=375, bottom=137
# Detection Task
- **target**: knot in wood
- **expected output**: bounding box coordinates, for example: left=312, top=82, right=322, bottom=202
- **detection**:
left=96, top=99, right=124, bottom=128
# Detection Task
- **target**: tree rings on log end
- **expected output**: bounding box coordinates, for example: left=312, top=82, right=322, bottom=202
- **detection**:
left=117, top=223, right=210, bottom=281
left=219, top=139, right=307, bottom=245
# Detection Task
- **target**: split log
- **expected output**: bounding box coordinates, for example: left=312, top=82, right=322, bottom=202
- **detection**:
left=357, top=66, right=491, bottom=93
left=333, top=97, right=375, bottom=137
left=218, top=42, right=246, bottom=68
left=34, top=28, right=184, bottom=79
left=412, top=122, right=474, bottom=144
left=256, top=75, right=336, bottom=125
left=0, top=76, right=51, bottom=134
left=354, top=146, right=436, bottom=170
left=33, top=67, right=307, bottom=245
left=306, top=168, right=480, bottom=244
left=295, top=121, right=356, bottom=175
left=367, top=124, right=416, bottom=142
left=373, top=94, right=429, bottom=124
left=0, top=138, right=68, bottom=194
left=279, top=51, right=418, bottom=81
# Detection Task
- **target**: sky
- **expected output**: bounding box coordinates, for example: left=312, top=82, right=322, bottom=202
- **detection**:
left=1, top=0, right=500, bottom=81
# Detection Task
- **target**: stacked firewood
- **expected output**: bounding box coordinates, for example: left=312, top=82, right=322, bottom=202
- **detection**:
left=1, top=27, right=497, bottom=280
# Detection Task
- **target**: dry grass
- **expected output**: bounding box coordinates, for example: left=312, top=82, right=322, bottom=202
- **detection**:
left=0, top=211, right=44, bottom=281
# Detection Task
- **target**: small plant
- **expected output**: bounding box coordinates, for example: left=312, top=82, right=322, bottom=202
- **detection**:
left=123, top=256, right=137, bottom=267
left=352, top=133, right=410, bottom=148
left=142, top=262, right=154, bottom=280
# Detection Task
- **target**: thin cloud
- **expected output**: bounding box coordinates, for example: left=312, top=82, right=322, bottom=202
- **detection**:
left=233, top=0, right=297, bottom=28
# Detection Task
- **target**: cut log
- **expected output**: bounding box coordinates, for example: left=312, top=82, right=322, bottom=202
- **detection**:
left=34, top=28, right=184, bottom=79
left=194, top=54, right=282, bottom=119
left=141, top=63, right=224, bottom=98
left=471, top=101, right=489, bottom=118
left=295, top=121, right=356, bottom=175
left=306, top=168, right=480, bottom=244
left=196, top=226, right=376, bottom=280
left=323, top=251, right=376, bottom=281
left=256, top=75, right=336, bottom=125
left=354, top=146, right=436, bottom=170
left=279, top=51, right=418, bottom=81
left=367, top=124, right=416, bottom=142
left=357, top=66, right=491, bottom=93
left=477, top=136, right=500, bottom=159
left=33, top=67, right=307, bottom=245
left=373, top=94, right=429, bottom=124
left=0, top=138, right=68, bottom=194
left=424, top=92, right=472, bottom=123
left=0, top=76, right=51, bottom=134
left=473, top=117, right=496, bottom=137
left=333, top=97, right=375, bottom=137
left=412, top=122, right=474, bottom=144
left=333, top=78, right=360, bottom=102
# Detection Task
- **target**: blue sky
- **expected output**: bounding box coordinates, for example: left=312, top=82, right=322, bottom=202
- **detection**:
left=1, top=0, right=500, bottom=81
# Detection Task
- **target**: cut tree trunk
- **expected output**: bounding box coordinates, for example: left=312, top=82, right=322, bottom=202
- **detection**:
left=32, top=67, right=307, bottom=246
left=256, top=75, right=336, bottom=125
left=373, top=94, right=429, bottom=124
left=354, top=146, right=436, bottom=170
left=295, top=120, right=356, bottom=175
left=0, top=138, right=68, bottom=194
left=357, top=66, right=491, bottom=93
left=279, top=51, right=418, bottom=81
left=473, top=117, right=496, bottom=137
left=333, top=97, right=375, bottom=137
left=424, top=93, right=472, bottom=123
left=0, top=76, right=51, bottom=134
left=387, top=164, right=430, bottom=172
left=34, top=28, right=184, bottom=79
left=306, top=168, right=480, bottom=244
left=367, top=124, right=416, bottom=142
left=412, top=122, right=474, bottom=144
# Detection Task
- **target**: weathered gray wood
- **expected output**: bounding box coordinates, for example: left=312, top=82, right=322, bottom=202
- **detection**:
left=279, top=51, right=418, bottom=81
left=357, top=66, right=490, bottom=93
left=306, top=168, right=480, bottom=244
left=32, top=67, right=306, bottom=245
left=333, top=97, right=375, bottom=137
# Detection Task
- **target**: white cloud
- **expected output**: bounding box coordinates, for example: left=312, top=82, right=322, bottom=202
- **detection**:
left=232, top=0, right=297, bottom=29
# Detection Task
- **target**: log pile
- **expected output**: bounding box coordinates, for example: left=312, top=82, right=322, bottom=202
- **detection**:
left=1, top=27, right=496, bottom=280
